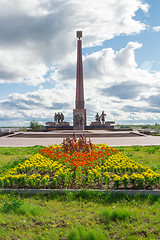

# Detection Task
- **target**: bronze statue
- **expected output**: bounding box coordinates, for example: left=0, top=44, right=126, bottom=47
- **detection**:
left=57, top=112, right=60, bottom=123
left=101, top=111, right=106, bottom=124
left=54, top=113, right=57, bottom=122
left=94, top=111, right=106, bottom=124
left=60, top=112, right=64, bottom=123
left=95, top=112, right=101, bottom=122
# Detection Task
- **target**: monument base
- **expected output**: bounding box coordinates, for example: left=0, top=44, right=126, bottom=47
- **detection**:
left=46, top=122, right=70, bottom=127
left=46, top=121, right=71, bottom=131
left=90, top=121, right=115, bottom=126
left=88, top=121, right=115, bottom=130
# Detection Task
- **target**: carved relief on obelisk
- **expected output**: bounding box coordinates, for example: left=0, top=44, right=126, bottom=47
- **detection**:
left=73, top=31, right=86, bottom=130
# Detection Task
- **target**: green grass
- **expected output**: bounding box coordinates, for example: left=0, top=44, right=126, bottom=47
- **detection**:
left=115, top=145, right=160, bottom=173
left=0, top=146, right=160, bottom=239
left=0, top=146, right=45, bottom=173
left=0, top=191, right=159, bottom=240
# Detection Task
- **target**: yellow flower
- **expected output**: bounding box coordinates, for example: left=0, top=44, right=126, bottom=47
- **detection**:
left=122, top=174, right=129, bottom=181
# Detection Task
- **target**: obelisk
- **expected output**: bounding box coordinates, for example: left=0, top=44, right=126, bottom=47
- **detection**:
left=73, top=31, right=86, bottom=130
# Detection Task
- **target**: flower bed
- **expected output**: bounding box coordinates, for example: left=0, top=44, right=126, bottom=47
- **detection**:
left=0, top=136, right=159, bottom=189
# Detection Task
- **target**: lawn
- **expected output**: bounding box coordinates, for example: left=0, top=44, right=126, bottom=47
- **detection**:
left=0, top=140, right=160, bottom=239
left=115, top=145, right=160, bottom=173
left=0, top=146, right=45, bottom=170
left=0, top=191, right=160, bottom=240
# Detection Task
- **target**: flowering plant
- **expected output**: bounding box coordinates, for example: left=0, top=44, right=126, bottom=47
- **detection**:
left=0, top=136, right=159, bottom=190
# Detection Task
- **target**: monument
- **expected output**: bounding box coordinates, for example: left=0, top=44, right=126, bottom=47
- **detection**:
left=46, top=31, right=115, bottom=131
left=46, top=112, right=70, bottom=131
left=90, top=111, right=115, bottom=129
left=73, top=31, right=87, bottom=130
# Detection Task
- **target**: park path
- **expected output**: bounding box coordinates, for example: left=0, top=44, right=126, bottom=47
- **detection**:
left=1, top=134, right=160, bottom=147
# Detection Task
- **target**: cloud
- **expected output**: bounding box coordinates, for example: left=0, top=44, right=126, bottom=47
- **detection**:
left=101, top=81, right=146, bottom=100
left=55, top=41, right=143, bottom=82
left=153, top=26, right=160, bottom=32
left=0, top=84, right=74, bottom=126
left=2, top=0, right=160, bottom=126
left=141, top=60, right=153, bottom=71
left=147, top=94, right=160, bottom=107
left=0, top=48, right=50, bottom=85
left=111, top=111, right=121, bottom=117
left=52, top=40, right=160, bottom=124
left=0, top=0, right=149, bottom=85
left=1, top=38, right=160, bottom=126
left=46, top=102, right=70, bottom=110
left=0, top=85, right=74, bottom=110
left=122, top=105, right=160, bottom=113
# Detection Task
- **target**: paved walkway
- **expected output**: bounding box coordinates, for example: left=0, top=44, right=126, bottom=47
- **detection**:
left=1, top=133, right=160, bottom=147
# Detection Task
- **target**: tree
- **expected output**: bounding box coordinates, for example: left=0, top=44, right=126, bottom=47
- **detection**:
left=29, top=120, right=42, bottom=130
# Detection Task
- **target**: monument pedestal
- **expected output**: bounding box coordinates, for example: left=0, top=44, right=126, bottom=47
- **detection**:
left=46, top=121, right=71, bottom=131
left=90, top=121, right=115, bottom=127
left=89, top=120, right=115, bottom=130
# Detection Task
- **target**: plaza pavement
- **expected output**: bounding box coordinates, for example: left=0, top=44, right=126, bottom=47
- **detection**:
left=1, top=131, right=160, bottom=147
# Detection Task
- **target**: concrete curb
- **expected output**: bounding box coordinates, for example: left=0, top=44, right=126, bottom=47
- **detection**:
left=0, top=188, right=160, bottom=196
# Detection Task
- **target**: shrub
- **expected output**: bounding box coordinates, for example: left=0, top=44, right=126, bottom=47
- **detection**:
left=62, top=134, right=93, bottom=154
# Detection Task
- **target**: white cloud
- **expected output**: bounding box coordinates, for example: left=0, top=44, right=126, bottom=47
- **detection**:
left=1, top=0, right=159, bottom=126
left=0, top=84, right=74, bottom=126
left=1, top=40, right=160, bottom=126
left=141, top=60, right=153, bottom=71
left=153, top=26, right=160, bottom=32
left=54, top=41, right=143, bottom=83
left=0, top=48, right=50, bottom=85
left=0, top=0, right=149, bottom=85
left=52, top=41, right=160, bottom=124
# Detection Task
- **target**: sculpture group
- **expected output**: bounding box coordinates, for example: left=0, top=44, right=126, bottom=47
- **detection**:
left=51, top=110, right=107, bottom=128
left=73, top=113, right=84, bottom=128
left=54, top=112, right=64, bottom=124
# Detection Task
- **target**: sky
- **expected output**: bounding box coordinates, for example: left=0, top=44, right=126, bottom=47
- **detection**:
left=0, top=0, right=160, bottom=126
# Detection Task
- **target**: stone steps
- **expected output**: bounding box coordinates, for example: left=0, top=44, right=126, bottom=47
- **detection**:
left=8, top=132, right=143, bottom=138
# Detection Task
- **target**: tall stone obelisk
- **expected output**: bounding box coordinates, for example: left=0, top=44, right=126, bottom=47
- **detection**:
left=73, top=31, right=86, bottom=130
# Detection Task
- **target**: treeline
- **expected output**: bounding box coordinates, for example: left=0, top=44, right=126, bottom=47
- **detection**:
left=116, top=124, right=160, bottom=130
